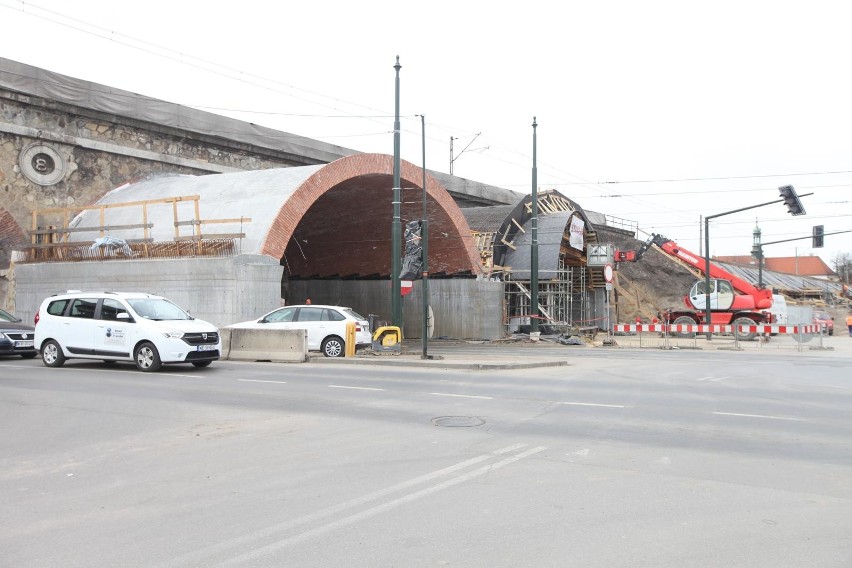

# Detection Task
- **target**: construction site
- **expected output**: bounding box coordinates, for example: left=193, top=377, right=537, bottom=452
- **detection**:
left=10, top=178, right=849, bottom=342
left=2, top=57, right=849, bottom=340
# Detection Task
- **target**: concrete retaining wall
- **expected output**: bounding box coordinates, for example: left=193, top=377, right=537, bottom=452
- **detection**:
left=13, top=254, right=283, bottom=328
left=220, top=327, right=307, bottom=362
left=287, top=279, right=505, bottom=340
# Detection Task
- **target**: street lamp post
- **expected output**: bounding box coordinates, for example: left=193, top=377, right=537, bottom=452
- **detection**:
left=391, top=56, right=402, bottom=328
left=751, top=224, right=764, bottom=289
left=419, top=114, right=430, bottom=359
left=530, top=117, right=539, bottom=334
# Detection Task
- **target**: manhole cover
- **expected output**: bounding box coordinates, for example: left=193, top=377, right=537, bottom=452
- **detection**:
left=432, top=416, right=485, bottom=428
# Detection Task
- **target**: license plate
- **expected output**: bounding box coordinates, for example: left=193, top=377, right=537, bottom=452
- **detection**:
left=15, top=340, right=34, bottom=348
left=197, top=344, right=216, bottom=351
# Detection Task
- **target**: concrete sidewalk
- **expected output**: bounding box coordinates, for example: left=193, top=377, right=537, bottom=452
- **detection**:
left=305, top=331, right=852, bottom=370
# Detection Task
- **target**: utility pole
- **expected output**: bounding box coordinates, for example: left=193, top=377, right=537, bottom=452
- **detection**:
left=419, top=114, right=430, bottom=359
left=530, top=117, right=539, bottom=334
left=449, top=133, right=482, bottom=176
left=391, top=56, right=402, bottom=327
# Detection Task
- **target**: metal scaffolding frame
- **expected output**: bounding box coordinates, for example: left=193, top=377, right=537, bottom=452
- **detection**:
left=504, top=259, right=590, bottom=333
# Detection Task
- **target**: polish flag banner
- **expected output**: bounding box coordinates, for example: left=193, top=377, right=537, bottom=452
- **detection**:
left=401, top=280, right=414, bottom=296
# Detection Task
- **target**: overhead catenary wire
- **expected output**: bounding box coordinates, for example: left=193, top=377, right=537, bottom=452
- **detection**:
left=4, top=1, right=851, bottom=263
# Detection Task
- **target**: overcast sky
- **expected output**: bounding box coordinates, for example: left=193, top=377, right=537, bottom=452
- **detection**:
left=2, top=0, right=850, bottom=273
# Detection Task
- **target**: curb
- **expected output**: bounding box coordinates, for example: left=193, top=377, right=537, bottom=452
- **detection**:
left=307, top=355, right=569, bottom=370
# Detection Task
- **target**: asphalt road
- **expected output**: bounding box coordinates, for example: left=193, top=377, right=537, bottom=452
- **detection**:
left=1, top=346, right=851, bottom=567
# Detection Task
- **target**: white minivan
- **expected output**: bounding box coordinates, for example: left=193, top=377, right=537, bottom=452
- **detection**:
left=34, top=291, right=221, bottom=371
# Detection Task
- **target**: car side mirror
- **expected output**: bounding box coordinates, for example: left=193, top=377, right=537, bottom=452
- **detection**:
left=116, top=312, right=131, bottom=321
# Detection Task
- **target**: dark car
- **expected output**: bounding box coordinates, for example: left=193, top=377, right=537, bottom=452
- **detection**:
left=0, top=308, right=37, bottom=358
left=813, top=311, right=834, bottom=336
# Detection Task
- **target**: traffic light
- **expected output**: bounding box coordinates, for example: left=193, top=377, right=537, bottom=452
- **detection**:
left=778, top=185, right=806, bottom=216
left=812, top=225, right=824, bottom=248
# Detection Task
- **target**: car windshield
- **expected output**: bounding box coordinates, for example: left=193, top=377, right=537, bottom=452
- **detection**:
left=814, top=312, right=830, bottom=320
left=127, top=298, right=192, bottom=321
left=0, top=308, right=18, bottom=322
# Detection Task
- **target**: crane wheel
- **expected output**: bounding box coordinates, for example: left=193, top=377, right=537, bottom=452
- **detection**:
left=671, top=316, right=697, bottom=338
left=733, top=317, right=757, bottom=342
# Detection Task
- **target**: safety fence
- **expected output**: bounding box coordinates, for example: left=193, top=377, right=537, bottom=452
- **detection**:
left=610, top=323, right=828, bottom=352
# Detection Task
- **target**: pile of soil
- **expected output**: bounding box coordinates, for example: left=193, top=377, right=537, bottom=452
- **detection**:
left=595, top=227, right=700, bottom=323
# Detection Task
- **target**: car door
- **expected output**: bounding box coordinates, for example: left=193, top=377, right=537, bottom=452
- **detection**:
left=92, top=298, right=133, bottom=358
left=63, top=297, right=100, bottom=355
left=296, top=307, right=328, bottom=350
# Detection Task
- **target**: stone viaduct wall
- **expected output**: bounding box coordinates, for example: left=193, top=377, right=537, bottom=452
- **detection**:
left=0, top=86, right=315, bottom=265
left=0, top=84, right=336, bottom=308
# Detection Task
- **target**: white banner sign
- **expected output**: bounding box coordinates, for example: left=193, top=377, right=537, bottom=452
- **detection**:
left=569, top=216, right=585, bottom=250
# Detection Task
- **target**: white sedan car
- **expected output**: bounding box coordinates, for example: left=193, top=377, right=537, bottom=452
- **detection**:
left=228, top=304, right=372, bottom=357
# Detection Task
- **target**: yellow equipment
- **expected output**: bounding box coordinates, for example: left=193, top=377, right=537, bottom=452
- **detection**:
left=372, top=326, right=402, bottom=353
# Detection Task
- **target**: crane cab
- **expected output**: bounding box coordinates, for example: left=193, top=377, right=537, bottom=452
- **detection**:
left=688, top=279, right=735, bottom=310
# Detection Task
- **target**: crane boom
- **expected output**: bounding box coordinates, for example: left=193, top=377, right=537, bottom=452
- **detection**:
left=613, top=234, right=773, bottom=335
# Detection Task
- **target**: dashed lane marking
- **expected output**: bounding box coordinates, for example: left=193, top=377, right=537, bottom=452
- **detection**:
left=712, top=411, right=805, bottom=422
left=429, top=392, right=493, bottom=400
left=560, top=401, right=625, bottom=408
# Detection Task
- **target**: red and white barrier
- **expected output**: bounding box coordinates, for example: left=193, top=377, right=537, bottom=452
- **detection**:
left=613, top=324, right=666, bottom=333
left=613, top=324, right=821, bottom=335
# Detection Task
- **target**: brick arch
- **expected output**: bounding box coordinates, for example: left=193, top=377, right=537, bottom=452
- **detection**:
left=0, top=207, right=27, bottom=246
left=261, top=153, right=482, bottom=277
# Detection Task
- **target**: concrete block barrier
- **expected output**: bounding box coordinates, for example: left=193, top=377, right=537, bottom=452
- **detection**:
left=221, top=327, right=308, bottom=362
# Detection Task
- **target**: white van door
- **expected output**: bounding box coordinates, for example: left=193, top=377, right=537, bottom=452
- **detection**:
left=92, top=298, right=133, bottom=358
left=63, top=298, right=100, bottom=356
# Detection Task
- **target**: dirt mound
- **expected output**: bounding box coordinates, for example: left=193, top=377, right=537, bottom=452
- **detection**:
left=596, top=227, right=700, bottom=322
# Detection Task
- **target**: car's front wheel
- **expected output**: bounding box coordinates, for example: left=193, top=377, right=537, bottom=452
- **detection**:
left=41, top=340, right=66, bottom=367
left=134, top=342, right=162, bottom=372
left=321, top=336, right=345, bottom=357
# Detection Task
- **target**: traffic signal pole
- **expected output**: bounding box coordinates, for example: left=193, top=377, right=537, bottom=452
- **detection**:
left=702, top=189, right=812, bottom=338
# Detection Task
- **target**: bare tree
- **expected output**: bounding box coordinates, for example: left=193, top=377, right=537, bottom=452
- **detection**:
left=833, top=252, right=851, bottom=280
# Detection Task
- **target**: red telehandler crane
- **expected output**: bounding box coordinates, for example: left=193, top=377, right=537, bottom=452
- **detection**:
left=614, top=233, right=773, bottom=340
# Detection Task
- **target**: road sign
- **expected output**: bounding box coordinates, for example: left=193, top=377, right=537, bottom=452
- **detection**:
left=604, top=263, right=614, bottom=283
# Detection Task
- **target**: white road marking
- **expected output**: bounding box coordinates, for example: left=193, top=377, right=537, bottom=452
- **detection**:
left=328, top=385, right=385, bottom=391
left=28, top=366, right=200, bottom=379
left=429, top=392, right=493, bottom=400
left=560, top=401, right=625, bottom=408
left=236, top=379, right=287, bottom=384
left=218, top=446, right=547, bottom=565
left=697, top=376, right=728, bottom=382
left=154, top=372, right=201, bottom=378
left=712, top=411, right=805, bottom=422
left=156, top=444, right=529, bottom=568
